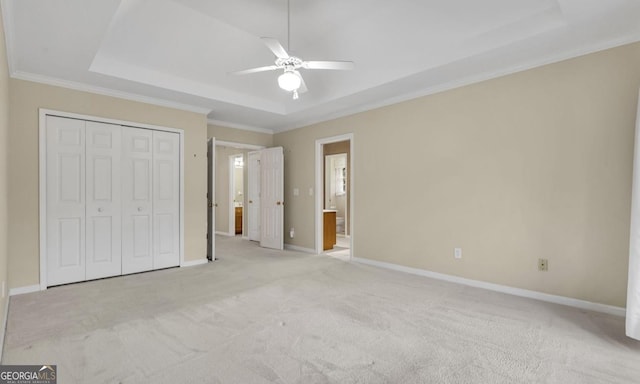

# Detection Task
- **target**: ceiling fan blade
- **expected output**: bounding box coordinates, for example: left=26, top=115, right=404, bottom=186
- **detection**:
left=261, top=37, right=289, bottom=59
left=294, top=70, right=308, bottom=94
left=303, top=60, right=354, bottom=70
left=229, top=65, right=279, bottom=75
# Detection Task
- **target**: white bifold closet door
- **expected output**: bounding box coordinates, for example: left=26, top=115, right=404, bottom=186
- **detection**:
left=121, top=128, right=180, bottom=274
left=46, top=116, right=180, bottom=286
left=46, top=117, right=87, bottom=285
left=152, top=131, right=180, bottom=269
left=46, top=117, right=123, bottom=285
left=85, top=121, right=122, bottom=280
left=121, top=128, right=154, bottom=274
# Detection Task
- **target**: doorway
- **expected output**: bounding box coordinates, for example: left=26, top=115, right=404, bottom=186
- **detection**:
left=207, top=140, right=285, bottom=258
left=229, top=154, right=245, bottom=237
left=315, top=134, right=354, bottom=260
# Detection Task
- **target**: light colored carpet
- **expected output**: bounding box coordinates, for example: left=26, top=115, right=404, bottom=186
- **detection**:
left=3, top=236, right=640, bottom=383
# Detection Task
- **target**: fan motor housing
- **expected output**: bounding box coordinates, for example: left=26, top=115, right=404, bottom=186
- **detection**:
left=276, top=56, right=303, bottom=69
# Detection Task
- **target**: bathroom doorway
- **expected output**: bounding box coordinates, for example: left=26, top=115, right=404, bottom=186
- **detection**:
left=325, top=153, right=348, bottom=235
left=229, top=154, right=245, bottom=236
left=316, top=135, right=354, bottom=260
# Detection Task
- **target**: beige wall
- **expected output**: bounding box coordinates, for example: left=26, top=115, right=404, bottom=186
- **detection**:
left=0, top=6, right=10, bottom=337
left=8, top=79, right=208, bottom=289
left=274, top=42, right=640, bottom=307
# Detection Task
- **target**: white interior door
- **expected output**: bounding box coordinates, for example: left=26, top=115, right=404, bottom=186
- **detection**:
left=122, top=127, right=154, bottom=274
left=260, top=147, right=284, bottom=250
left=46, top=116, right=86, bottom=285
left=627, top=90, right=640, bottom=341
left=248, top=151, right=261, bottom=241
left=207, top=138, right=215, bottom=260
left=153, top=130, right=180, bottom=269
left=85, top=121, right=122, bottom=280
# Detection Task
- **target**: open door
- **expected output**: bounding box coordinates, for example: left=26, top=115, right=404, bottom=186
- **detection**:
left=248, top=151, right=261, bottom=241
left=207, top=138, right=216, bottom=260
left=260, top=147, right=284, bottom=250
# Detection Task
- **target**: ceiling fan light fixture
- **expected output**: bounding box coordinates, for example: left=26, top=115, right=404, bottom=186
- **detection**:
left=278, top=70, right=301, bottom=91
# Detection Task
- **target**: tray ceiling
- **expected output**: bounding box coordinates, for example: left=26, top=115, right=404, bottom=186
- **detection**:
left=3, top=0, right=640, bottom=132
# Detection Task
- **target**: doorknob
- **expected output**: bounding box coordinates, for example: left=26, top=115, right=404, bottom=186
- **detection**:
left=276, top=201, right=281, bottom=206
left=249, top=200, right=253, bottom=204
left=137, top=207, right=143, bottom=212
left=98, top=207, right=103, bottom=212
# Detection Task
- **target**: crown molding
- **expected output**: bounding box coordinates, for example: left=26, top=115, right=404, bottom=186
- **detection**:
left=207, top=118, right=274, bottom=135
left=11, top=70, right=212, bottom=115
left=276, top=32, right=640, bottom=134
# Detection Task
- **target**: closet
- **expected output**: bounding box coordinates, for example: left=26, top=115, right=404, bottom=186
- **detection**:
left=44, top=114, right=181, bottom=286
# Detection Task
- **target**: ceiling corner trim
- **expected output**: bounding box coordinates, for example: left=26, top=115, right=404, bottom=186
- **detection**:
left=277, top=31, right=640, bottom=135
left=1, top=0, right=16, bottom=75
left=11, top=70, right=212, bottom=115
left=207, top=119, right=274, bottom=135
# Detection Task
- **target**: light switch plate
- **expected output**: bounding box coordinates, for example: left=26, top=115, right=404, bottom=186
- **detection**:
left=293, top=188, right=299, bottom=196
left=454, top=248, right=462, bottom=259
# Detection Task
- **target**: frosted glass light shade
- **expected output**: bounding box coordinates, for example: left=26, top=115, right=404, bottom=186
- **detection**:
left=278, top=71, right=301, bottom=91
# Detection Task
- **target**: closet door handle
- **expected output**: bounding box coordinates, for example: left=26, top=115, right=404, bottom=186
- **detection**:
left=97, top=207, right=103, bottom=212
left=138, top=207, right=143, bottom=212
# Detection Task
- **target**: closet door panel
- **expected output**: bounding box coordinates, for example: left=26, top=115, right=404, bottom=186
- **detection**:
left=122, top=128, right=154, bottom=274
left=86, top=122, right=122, bottom=280
left=153, top=131, right=180, bottom=269
left=46, top=116, right=86, bottom=286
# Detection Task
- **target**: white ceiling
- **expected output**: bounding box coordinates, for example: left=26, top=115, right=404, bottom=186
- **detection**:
left=3, top=0, right=640, bottom=133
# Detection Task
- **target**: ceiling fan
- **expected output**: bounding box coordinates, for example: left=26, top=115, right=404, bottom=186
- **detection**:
left=230, top=0, right=354, bottom=100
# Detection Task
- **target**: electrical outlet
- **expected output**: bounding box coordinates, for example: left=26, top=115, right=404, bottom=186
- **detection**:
left=454, top=248, right=462, bottom=259
left=538, top=258, right=548, bottom=271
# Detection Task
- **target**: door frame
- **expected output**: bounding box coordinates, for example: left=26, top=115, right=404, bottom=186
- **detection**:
left=39, top=108, right=185, bottom=291
left=315, top=133, right=354, bottom=257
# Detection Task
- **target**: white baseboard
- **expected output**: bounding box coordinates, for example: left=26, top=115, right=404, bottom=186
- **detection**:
left=0, top=296, right=9, bottom=362
left=9, top=285, right=41, bottom=296
left=352, top=257, right=626, bottom=317
left=215, top=231, right=234, bottom=237
left=284, top=244, right=317, bottom=254
left=181, top=259, right=208, bottom=267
